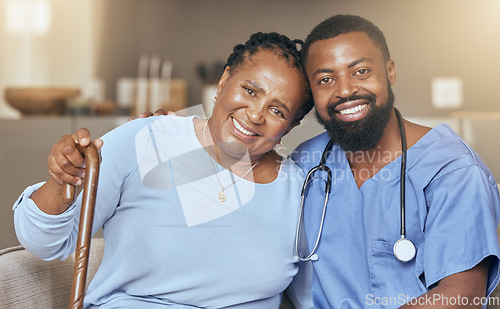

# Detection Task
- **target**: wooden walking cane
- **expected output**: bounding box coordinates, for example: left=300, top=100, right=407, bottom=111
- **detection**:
left=62, top=143, right=100, bottom=309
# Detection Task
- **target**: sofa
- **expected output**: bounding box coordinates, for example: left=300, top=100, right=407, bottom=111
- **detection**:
left=0, top=237, right=295, bottom=308
left=0, top=238, right=104, bottom=309
left=2, top=232, right=500, bottom=309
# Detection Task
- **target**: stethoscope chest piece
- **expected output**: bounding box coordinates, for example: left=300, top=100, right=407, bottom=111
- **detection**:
left=393, top=237, right=416, bottom=262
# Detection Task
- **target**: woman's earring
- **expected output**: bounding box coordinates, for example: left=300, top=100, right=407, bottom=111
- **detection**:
left=275, top=139, right=283, bottom=147
left=212, top=95, right=218, bottom=103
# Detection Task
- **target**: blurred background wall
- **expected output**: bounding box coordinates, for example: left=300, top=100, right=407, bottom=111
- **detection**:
left=94, top=0, right=500, bottom=116
left=1, top=0, right=499, bottom=249
left=2, top=0, right=499, bottom=116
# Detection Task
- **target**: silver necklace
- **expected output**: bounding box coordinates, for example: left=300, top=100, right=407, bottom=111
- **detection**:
left=202, top=120, right=260, bottom=202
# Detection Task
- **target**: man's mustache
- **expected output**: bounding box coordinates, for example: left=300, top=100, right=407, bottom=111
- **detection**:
left=327, top=94, right=376, bottom=116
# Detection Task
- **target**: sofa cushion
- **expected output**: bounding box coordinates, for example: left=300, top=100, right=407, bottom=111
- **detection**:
left=0, top=238, right=104, bottom=309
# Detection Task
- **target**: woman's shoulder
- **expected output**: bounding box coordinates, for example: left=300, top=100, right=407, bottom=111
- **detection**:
left=278, top=156, right=306, bottom=183
left=102, top=115, right=196, bottom=142
left=144, top=115, right=197, bottom=136
left=256, top=151, right=305, bottom=185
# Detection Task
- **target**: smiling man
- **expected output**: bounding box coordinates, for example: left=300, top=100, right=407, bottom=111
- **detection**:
left=290, top=15, right=500, bottom=308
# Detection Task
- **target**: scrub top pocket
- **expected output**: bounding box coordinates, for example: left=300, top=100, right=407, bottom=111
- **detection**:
left=368, top=239, right=425, bottom=308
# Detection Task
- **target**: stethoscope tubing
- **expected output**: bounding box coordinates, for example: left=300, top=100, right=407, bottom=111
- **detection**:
left=294, top=108, right=414, bottom=263
left=295, top=141, right=333, bottom=262
left=396, top=108, right=408, bottom=239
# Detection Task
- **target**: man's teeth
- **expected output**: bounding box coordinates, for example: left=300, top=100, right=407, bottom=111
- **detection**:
left=339, top=104, right=368, bottom=115
left=233, top=118, right=256, bottom=136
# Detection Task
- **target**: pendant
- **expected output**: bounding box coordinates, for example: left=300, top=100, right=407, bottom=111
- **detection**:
left=218, top=191, right=226, bottom=202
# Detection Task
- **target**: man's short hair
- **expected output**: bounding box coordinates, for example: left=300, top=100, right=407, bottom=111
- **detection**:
left=302, top=15, right=391, bottom=65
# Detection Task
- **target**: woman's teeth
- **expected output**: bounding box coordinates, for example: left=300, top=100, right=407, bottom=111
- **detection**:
left=339, top=104, right=368, bottom=115
left=233, top=118, right=256, bottom=136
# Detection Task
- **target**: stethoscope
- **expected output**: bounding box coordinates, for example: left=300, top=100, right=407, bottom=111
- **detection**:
left=294, top=108, right=416, bottom=263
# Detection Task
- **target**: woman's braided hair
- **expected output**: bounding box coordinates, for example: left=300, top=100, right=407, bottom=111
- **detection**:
left=225, top=32, right=313, bottom=123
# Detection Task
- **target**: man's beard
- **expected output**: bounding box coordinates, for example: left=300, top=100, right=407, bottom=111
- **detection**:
left=315, top=84, right=395, bottom=152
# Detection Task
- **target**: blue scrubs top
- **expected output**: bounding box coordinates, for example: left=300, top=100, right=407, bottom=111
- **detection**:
left=290, top=124, right=500, bottom=308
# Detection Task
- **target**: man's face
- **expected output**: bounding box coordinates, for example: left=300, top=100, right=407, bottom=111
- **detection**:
left=305, top=31, right=396, bottom=151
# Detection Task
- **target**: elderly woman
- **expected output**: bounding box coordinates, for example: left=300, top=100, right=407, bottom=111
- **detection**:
left=13, top=32, right=313, bottom=308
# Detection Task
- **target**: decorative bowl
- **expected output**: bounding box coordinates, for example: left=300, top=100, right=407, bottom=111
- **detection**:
left=4, top=87, right=81, bottom=115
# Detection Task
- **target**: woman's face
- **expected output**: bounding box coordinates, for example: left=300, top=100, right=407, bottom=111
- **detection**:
left=210, top=49, right=306, bottom=160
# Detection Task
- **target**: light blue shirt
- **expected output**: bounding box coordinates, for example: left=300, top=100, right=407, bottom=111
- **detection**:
left=291, top=124, right=500, bottom=308
left=13, top=116, right=310, bottom=308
